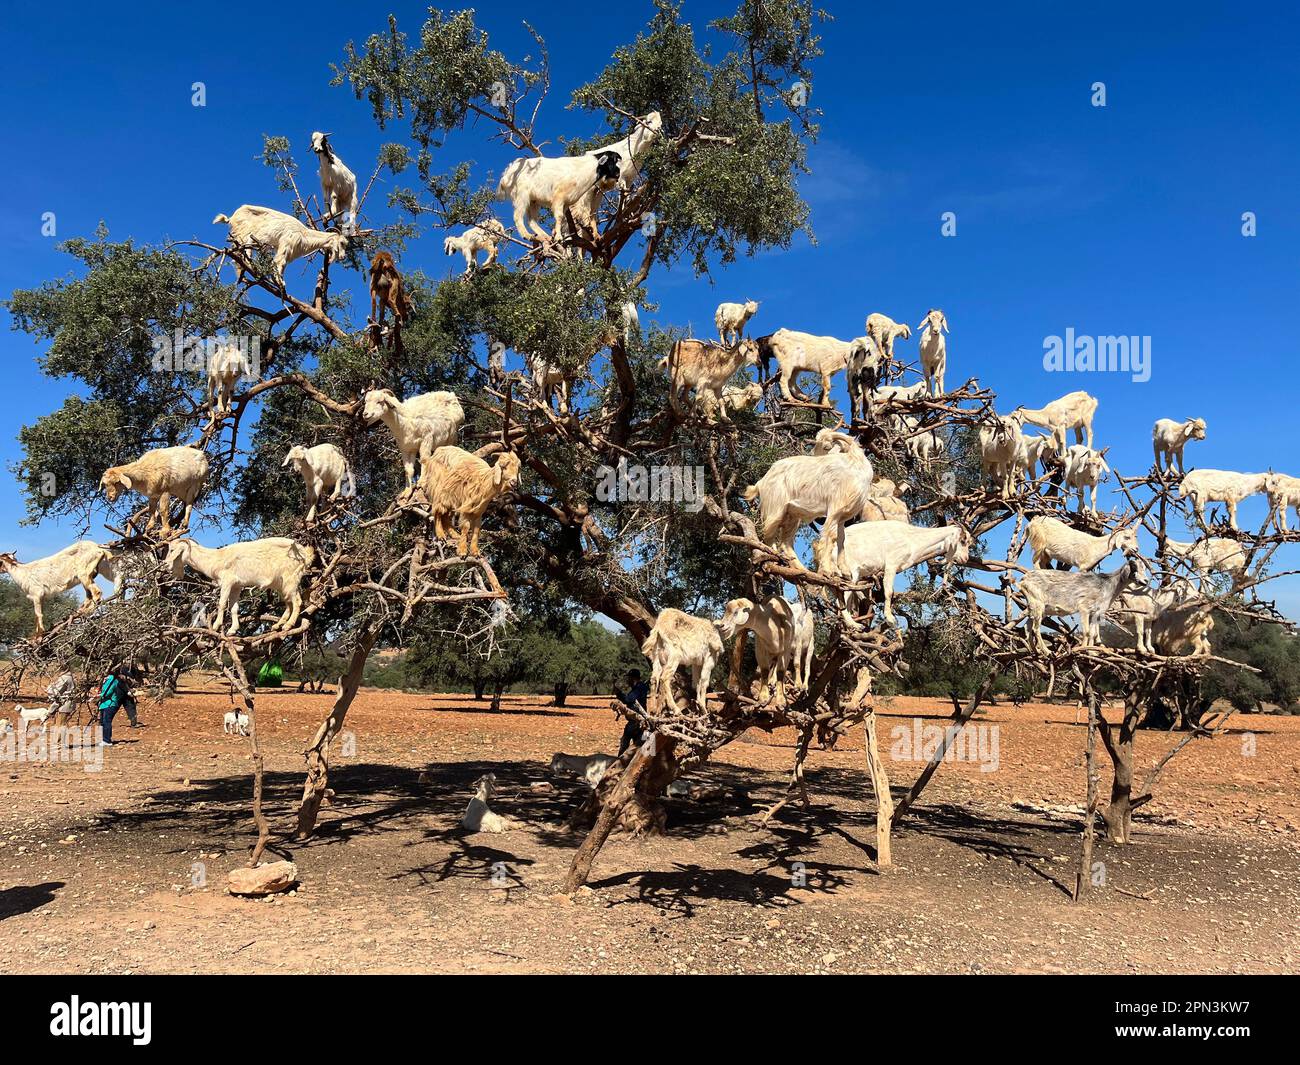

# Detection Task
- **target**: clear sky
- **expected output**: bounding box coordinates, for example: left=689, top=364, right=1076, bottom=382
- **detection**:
left=2, top=2, right=1298, bottom=611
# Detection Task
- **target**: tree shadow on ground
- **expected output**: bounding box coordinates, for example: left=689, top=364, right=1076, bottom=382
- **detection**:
left=0, top=881, right=64, bottom=921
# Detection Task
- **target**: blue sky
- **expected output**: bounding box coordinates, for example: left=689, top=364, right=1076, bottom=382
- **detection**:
left=2, top=2, right=1299, bottom=611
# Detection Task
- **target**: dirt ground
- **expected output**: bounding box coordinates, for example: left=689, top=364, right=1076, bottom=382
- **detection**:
left=1, top=678, right=1298, bottom=974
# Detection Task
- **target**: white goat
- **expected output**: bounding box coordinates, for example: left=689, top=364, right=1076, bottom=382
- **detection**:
left=761, top=329, right=872, bottom=408
left=100, top=445, right=209, bottom=536
left=978, top=415, right=1027, bottom=498
left=1012, top=391, right=1099, bottom=454
left=443, top=218, right=507, bottom=275
left=165, top=538, right=315, bottom=635
left=1018, top=433, right=1055, bottom=482
left=282, top=444, right=354, bottom=522
left=213, top=205, right=350, bottom=287
left=742, top=429, right=874, bottom=567
left=1162, top=537, right=1248, bottom=590
left=718, top=596, right=800, bottom=702
left=419, top=447, right=522, bottom=557
left=223, top=710, right=250, bottom=736
left=568, top=112, right=664, bottom=237
left=1063, top=445, right=1111, bottom=515
left=1152, top=417, right=1206, bottom=475
left=917, top=309, right=949, bottom=396
left=1026, top=517, right=1139, bottom=571
left=309, top=131, right=358, bottom=230
left=1264, top=472, right=1300, bottom=533
left=496, top=150, right=622, bottom=247
left=461, top=773, right=515, bottom=833
left=641, top=608, right=724, bottom=714
left=787, top=601, right=815, bottom=689
left=861, top=477, right=911, bottom=523
left=813, top=520, right=971, bottom=626
left=1110, top=586, right=1214, bottom=657
left=664, top=337, right=760, bottom=423
left=362, top=388, right=465, bottom=488
left=0, top=542, right=116, bottom=635
left=550, top=752, right=616, bottom=782
left=206, top=342, right=252, bottom=424
left=526, top=352, right=574, bottom=416
left=897, top=414, right=945, bottom=465
left=1018, top=558, right=1148, bottom=653
left=715, top=300, right=760, bottom=345
left=18, top=705, right=55, bottom=734
left=1178, top=469, right=1268, bottom=530
left=620, top=301, right=641, bottom=343
left=865, top=312, right=912, bottom=369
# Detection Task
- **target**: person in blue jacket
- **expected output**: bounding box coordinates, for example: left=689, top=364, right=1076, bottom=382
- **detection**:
left=98, top=666, right=125, bottom=745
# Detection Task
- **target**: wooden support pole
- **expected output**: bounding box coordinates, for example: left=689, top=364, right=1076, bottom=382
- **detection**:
left=862, top=710, right=893, bottom=868
left=1073, top=691, right=1100, bottom=903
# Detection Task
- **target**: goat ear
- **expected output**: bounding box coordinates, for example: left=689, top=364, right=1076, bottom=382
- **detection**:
left=117, top=473, right=133, bottom=491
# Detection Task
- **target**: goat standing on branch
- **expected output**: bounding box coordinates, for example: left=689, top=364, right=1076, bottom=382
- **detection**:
left=213, top=205, right=350, bottom=289
left=100, top=445, right=209, bottom=537
left=310, top=131, right=358, bottom=231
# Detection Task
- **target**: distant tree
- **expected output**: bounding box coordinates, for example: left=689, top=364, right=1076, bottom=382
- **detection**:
left=0, top=579, right=77, bottom=647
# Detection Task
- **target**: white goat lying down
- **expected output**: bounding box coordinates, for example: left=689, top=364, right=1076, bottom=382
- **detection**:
left=1012, top=390, right=1099, bottom=454
left=310, top=131, right=359, bottom=229
left=223, top=710, right=250, bottom=736
left=814, top=520, right=971, bottom=626
left=444, top=218, right=507, bottom=274
left=718, top=596, right=801, bottom=702
left=715, top=300, right=760, bottom=345
left=1152, top=417, right=1206, bottom=474
left=1177, top=469, right=1268, bottom=530
left=0, top=541, right=117, bottom=635
left=461, top=773, right=516, bottom=833
left=861, top=477, right=911, bottom=523
left=1162, top=536, right=1248, bottom=589
left=1017, top=558, right=1148, bottom=653
left=100, top=445, right=209, bottom=537
left=282, top=444, right=354, bottom=522
left=742, top=429, right=874, bottom=567
left=1027, top=516, right=1139, bottom=571
left=362, top=388, right=465, bottom=489
left=496, top=149, right=622, bottom=247
left=213, top=205, right=350, bottom=288
left=641, top=608, right=724, bottom=714
left=165, top=537, right=315, bottom=635
left=1264, top=472, right=1300, bottom=533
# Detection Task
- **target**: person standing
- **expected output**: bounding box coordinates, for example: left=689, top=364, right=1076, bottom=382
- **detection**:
left=97, top=667, right=124, bottom=746
left=613, top=668, right=651, bottom=755
left=47, top=671, right=77, bottom=722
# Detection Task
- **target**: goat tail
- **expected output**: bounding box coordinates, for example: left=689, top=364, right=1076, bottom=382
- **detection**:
left=342, top=465, right=357, bottom=499
left=212, top=213, right=230, bottom=225
left=741, top=484, right=760, bottom=503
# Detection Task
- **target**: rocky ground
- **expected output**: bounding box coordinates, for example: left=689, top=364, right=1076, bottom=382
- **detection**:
left=1, top=682, right=1297, bottom=973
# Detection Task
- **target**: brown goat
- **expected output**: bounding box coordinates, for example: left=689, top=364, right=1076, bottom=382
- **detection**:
left=369, top=251, right=413, bottom=351
left=420, top=447, right=522, bottom=556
